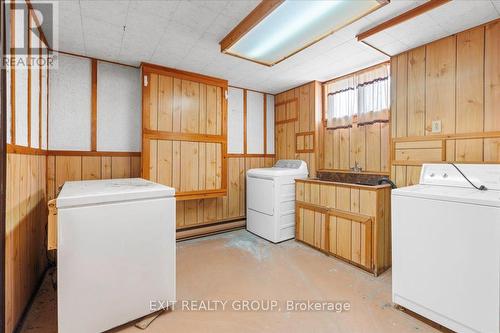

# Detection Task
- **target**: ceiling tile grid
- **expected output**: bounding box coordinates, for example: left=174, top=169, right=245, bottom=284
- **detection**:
left=34, top=0, right=500, bottom=94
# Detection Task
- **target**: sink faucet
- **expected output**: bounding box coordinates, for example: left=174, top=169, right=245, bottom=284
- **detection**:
left=351, top=161, right=363, bottom=173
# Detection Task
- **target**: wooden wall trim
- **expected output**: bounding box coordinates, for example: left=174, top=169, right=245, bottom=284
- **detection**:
left=263, top=93, right=267, bottom=154
left=1, top=2, right=7, bottom=331
left=10, top=2, right=15, bottom=144
left=227, top=153, right=275, bottom=158
left=25, top=0, right=50, bottom=48
left=6, top=145, right=141, bottom=157
left=356, top=0, right=451, bottom=41
left=6, top=144, right=46, bottom=155
left=47, top=150, right=140, bottom=157
left=392, top=131, right=500, bottom=142
left=27, top=11, right=31, bottom=147
left=52, top=49, right=138, bottom=69
left=38, top=47, right=42, bottom=146
left=243, top=89, right=247, bottom=154
left=141, top=62, right=228, bottom=88
left=143, top=130, right=226, bottom=143
left=176, top=189, right=228, bottom=201
left=91, top=59, right=97, bottom=151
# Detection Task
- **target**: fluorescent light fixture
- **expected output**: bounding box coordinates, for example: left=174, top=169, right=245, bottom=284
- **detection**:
left=220, top=0, right=388, bottom=66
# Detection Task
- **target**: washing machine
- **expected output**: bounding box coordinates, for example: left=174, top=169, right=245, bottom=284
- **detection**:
left=392, top=163, right=500, bottom=333
left=246, top=160, right=308, bottom=243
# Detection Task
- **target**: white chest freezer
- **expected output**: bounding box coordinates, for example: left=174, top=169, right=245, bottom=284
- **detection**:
left=56, top=178, right=176, bottom=333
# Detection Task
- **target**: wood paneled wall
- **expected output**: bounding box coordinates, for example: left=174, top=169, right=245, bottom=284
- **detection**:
left=46, top=154, right=141, bottom=200
left=142, top=64, right=227, bottom=200
left=321, top=123, right=390, bottom=174
left=5, top=154, right=47, bottom=333
left=175, top=157, right=274, bottom=228
left=391, top=20, right=500, bottom=187
left=275, top=81, right=322, bottom=177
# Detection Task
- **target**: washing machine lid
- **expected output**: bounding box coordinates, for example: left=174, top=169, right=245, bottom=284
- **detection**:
left=392, top=184, right=500, bottom=207
left=247, top=167, right=308, bottom=178
left=247, top=160, right=309, bottom=178
left=57, top=178, right=175, bottom=208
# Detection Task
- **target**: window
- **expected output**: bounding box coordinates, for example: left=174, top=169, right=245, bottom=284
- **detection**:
left=326, top=63, right=390, bottom=128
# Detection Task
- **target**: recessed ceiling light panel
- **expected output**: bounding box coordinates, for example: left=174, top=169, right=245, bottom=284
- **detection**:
left=220, top=0, right=388, bottom=66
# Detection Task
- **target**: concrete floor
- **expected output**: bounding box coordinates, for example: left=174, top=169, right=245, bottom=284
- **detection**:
left=20, top=230, right=438, bottom=333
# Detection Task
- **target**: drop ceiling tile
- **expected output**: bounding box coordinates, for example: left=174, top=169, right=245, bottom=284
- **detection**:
left=224, top=0, right=260, bottom=20
left=119, top=31, right=159, bottom=64
left=493, top=1, right=500, bottom=14
left=82, top=16, right=124, bottom=50
left=80, top=0, right=130, bottom=27
left=128, top=0, right=180, bottom=19
left=189, top=0, right=229, bottom=13
left=125, top=11, right=170, bottom=37
left=52, top=0, right=496, bottom=94
left=363, top=0, right=425, bottom=25
left=172, top=1, right=220, bottom=31
left=378, top=40, right=410, bottom=56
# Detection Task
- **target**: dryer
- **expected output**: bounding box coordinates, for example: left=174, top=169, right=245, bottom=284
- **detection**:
left=246, top=160, right=308, bottom=243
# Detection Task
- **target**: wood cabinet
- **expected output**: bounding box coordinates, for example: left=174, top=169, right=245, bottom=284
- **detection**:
left=141, top=63, right=227, bottom=200
left=295, top=179, right=391, bottom=276
left=274, top=81, right=322, bottom=177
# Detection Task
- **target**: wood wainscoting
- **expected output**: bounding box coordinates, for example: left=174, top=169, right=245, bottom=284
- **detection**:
left=46, top=154, right=141, bottom=200
left=175, top=156, right=274, bottom=236
left=391, top=20, right=500, bottom=187
left=5, top=153, right=47, bottom=333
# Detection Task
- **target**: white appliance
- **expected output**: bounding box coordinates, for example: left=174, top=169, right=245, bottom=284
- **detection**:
left=392, top=164, right=500, bottom=333
left=246, top=160, right=308, bottom=243
left=56, top=178, right=176, bottom=333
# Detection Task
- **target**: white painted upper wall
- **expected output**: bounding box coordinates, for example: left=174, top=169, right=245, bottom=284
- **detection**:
left=266, top=94, right=275, bottom=154
left=14, top=7, right=28, bottom=147
left=6, top=4, right=11, bottom=144
left=97, top=62, right=141, bottom=152
left=246, top=91, right=264, bottom=154
left=49, top=53, right=92, bottom=150
left=30, top=21, right=40, bottom=149
left=227, top=87, right=275, bottom=155
left=49, top=53, right=141, bottom=152
left=41, top=48, right=48, bottom=149
left=227, top=87, right=244, bottom=154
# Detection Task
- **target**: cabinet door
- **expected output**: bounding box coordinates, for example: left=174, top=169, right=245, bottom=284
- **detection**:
left=296, top=206, right=327, bottom=251
left=142, top=66, right=227, bottom=200
left=328, top=214, right=372, bottom=270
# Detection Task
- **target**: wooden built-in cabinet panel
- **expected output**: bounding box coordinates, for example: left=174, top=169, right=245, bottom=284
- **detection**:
left=148, top=140, right=222, bottom=194
left=391, top=20, right=500, bottom=187
left=141, top=64, right=227, bottom=200
left=296, top=206, right=327, bottom=251
left=275, top=82, right=321, bottom=177
left=296, top=180, right=391, bottom=275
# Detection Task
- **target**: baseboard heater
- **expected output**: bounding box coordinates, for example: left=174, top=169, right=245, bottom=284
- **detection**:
left=176, top=218, right=246, bottom=241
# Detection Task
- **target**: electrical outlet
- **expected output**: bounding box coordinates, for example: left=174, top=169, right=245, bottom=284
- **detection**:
left=431, top=120, right=442, bottom=133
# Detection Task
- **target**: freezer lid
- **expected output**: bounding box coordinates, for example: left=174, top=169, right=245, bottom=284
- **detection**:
left=392, top=184, right=500, bottom=207
left=57, top=178, right=175, bottom=208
